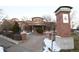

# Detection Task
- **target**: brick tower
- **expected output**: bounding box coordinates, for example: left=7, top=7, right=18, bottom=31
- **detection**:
left=55, top=6, right=72, bottom=37
left=54, top=6, right=74, bottom=50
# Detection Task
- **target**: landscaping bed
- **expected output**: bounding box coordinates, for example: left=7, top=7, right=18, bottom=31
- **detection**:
left=0, top=31, right=22, bottom=41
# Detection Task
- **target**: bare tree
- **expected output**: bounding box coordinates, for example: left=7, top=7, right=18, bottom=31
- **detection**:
left=0, top=9, right=3, bottom=20
left=70, top=10, right=77, bottom=29
left=0, top=9, right=7, bottom=20
left=42, top=15, right=51, bottom=22
left=21, top=16, right=28, bottom=21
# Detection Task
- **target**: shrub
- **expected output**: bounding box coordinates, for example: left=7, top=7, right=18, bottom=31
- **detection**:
left=36, top=27, right=43, bottom=33
left=1, top=20, right=13, bottom=31
left=12, top=21, right=21, bottom=34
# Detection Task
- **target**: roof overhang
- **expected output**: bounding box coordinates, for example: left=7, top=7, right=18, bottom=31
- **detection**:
left=55, top=6, right=73, bottom=14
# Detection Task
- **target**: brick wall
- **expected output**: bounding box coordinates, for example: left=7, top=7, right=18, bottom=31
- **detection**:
left=56, top=12, right=71, bottom=37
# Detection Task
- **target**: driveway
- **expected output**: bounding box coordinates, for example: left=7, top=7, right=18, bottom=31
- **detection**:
left=5, top=34, right=45, bottom=52
left=19, top=34, right=45, bottom=52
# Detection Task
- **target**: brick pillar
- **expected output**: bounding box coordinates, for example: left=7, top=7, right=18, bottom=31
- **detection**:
left=55, top=6, right=72, bottom=37
left=20, top=31, right=27, bottom=42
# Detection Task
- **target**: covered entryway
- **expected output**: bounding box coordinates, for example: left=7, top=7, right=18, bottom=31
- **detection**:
left=32, top=25, right=45, bottom=33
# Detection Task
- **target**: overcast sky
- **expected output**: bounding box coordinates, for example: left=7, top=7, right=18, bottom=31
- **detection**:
left=0, top=0, right=79, bottom=28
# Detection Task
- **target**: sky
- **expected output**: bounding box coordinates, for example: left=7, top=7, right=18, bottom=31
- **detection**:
left=0, top=0, right=79, bottom=28
left=0, top=6, right=55, bottom=20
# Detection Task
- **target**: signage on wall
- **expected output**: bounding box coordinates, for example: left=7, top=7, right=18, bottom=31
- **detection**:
left=63, top=14, right=69, bottom=23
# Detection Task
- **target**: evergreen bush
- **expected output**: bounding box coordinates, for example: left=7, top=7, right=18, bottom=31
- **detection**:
left=36, top=27, right=43, bottom=33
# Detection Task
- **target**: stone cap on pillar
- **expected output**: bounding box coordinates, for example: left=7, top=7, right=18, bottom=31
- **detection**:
left=55, top=6, right=73, bottom=14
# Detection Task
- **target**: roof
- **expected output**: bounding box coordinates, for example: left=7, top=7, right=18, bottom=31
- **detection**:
left=32, top=17, right=43, bottom=20
left=55, top=6, right=73, bottom=13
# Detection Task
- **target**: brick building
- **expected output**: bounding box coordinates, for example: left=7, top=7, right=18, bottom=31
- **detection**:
left=0, top=17, right=54, bottom=33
